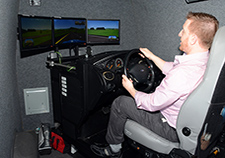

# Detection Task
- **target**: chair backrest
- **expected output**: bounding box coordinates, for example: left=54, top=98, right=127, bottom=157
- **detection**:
left=176, top=26, right=225, bottom=154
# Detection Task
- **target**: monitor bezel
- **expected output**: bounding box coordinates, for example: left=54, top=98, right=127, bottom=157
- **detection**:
left=87, top=19, right=120, bottom=46
left=18, top=14, right=54, bottom=58
left=53, top=17, right=87, bottom=51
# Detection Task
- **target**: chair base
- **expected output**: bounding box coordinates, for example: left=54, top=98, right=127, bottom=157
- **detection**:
left=127, top=139, right=169, bottom=158
left=127, top=139, right=193, bottom=158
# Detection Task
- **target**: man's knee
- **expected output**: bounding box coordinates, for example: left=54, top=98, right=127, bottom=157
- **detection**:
left=111, top=95, right=134, bottom=113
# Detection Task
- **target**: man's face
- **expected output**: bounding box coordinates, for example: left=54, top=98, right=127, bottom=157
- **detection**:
left=178, top=19, right=192, bottom=53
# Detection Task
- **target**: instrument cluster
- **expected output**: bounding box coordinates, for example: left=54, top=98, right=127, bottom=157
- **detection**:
left=105, top=58, right=124, bottom=70
left=94, top=56, right=125, bottom=82
left=92, top=51, right=128, bottom=84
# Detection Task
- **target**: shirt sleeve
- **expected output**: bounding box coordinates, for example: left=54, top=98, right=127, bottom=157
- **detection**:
left=162, top=62, right=174, bottom=75
left=135, top=67, right=190, bottom=112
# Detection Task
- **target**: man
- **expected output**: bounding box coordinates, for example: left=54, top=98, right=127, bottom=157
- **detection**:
left=91, top=12, right=219, bottom=157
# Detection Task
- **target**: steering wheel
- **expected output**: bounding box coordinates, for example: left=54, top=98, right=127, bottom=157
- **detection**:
left=124, top=49, right=155, bottom=93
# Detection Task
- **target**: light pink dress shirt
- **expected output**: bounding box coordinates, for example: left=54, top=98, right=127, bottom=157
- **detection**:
left=135, top=51, right=209, bottom=128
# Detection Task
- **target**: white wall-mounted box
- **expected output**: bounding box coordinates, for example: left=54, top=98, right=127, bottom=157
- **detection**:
left=24, top=87, right=50, bottom=115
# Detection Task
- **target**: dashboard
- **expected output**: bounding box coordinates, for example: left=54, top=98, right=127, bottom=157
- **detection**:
left=91, top=50, right=164, bottom=94
left=91, top=50, right=128, bottom=93
left=95, top=57, right=124, bottom=81
left=47, top=50, right=164, bottom=96
left=93, top=51, right=127, bottom=88
left=93, top=51, right=126, bottom=71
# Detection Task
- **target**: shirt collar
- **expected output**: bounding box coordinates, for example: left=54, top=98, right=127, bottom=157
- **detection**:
left=174, top=51, right=209, bottom=65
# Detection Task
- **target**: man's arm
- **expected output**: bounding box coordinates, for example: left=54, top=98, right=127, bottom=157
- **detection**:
left=139, top=48, right=166, bottom=71
left=122, top=48, right=167, bottom=98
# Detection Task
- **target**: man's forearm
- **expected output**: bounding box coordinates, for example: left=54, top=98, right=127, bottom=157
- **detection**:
left=126, top=86, right=137, bottom=98
left=151, top=54, right=166, bottom=71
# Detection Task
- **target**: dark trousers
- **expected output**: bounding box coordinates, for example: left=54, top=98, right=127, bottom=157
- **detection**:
left=105, top=95, right=178, bottom=145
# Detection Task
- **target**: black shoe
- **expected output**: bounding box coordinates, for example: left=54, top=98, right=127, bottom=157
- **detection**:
left=90, top=144, right=122, bottom=158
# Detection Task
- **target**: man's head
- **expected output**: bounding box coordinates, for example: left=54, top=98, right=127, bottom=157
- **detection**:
left=178, top=12, right=219, bottom=53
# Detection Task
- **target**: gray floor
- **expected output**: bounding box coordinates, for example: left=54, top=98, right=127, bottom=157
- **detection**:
left=40, top=149, right=86, bottom=158
left=13, top=130, right=140, bottom=158
left=18, top=130, right=85, bottom=158
left=40, top=150, right=72, bottom=158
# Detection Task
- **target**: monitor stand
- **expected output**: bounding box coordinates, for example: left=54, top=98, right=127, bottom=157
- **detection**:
left=73, top=45, right=79, bottom=56
left=69, top=45, right=79, bottom=56
left=86, top=46, right=92, bottom=57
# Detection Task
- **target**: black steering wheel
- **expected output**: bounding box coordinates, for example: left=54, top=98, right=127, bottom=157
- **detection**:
left=124, top=49, right=155, bottom=93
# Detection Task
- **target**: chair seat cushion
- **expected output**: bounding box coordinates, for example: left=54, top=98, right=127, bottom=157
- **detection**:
left=124, top=119, right=180, bottom=154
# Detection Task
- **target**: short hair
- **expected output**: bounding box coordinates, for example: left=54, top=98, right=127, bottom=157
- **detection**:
left=187, top=12, right=219, bottom=49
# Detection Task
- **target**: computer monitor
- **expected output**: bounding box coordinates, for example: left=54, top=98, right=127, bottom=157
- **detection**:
left=53, top=17, right=86, bottom=51
left=87, top=19, right=120, bottom=45
left=18, top=14, right=53, bottom=58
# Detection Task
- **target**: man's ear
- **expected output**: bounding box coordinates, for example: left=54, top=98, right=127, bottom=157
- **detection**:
left=190, top=34, right=198, bottom=45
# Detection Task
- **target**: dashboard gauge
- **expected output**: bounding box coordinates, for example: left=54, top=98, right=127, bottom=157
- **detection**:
left=115, top=58, right=124, bottom=68
left=106, top=60, right=115, bottom=70
left=103, top=71, right=115, bottom=81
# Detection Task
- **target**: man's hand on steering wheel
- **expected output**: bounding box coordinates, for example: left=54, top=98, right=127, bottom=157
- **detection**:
left=140, top=48, right=166, bottom=71
left=122, top=74, right=136, bottom=98
left=124, top=49, right=156, bottom=93
left=139, top=48, right=155, bottom=60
